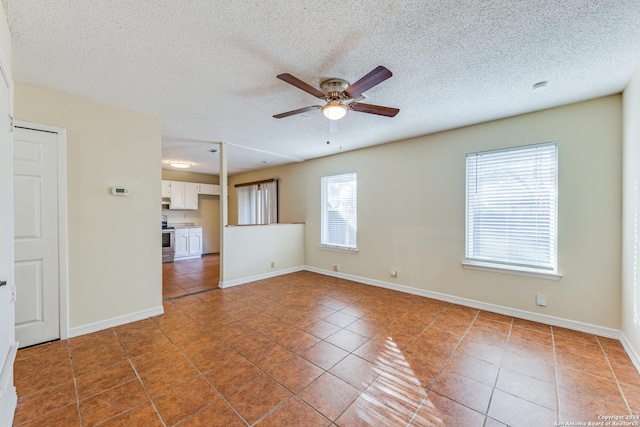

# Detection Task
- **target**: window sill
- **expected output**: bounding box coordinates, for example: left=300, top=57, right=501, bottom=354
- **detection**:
left=461, top=260, right=562, bottom=281
left=319, top=245, right=358, bottom=253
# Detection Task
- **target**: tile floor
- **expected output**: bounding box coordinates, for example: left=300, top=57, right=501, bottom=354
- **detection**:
left=162, top=254, right=219, bottom=299
left=12, top=270, right=640, bottom=426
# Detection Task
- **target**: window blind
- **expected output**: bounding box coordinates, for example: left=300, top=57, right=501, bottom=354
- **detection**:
left=321, top=172, right=357, bottom=250
left=466, top=142, right=558, bottom=271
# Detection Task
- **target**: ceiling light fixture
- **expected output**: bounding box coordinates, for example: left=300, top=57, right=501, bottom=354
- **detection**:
left=168, top=160, right=192, bottom=169
left=321, top=100, right=348, bottom=121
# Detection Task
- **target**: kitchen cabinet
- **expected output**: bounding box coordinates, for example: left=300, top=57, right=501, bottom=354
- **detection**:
left=174, top=229, right=189, bottom=258
left=174, top=227, right=203, bottom=260
left=198, top=183, right=220, bottom=196
left=168, top=181, right=199, bottom=210
left=189, top=227, right=203, bottom=255
left=161, top=180, right=171, bottom=198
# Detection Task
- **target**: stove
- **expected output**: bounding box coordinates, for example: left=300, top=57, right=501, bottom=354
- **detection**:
left=162, top=216, right=175, bottom=263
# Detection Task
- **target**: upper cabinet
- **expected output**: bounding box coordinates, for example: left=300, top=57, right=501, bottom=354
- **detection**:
left=162, top=180, right=220, bottom=210
left=161, top=180, right=171, bottom=198
left=198, top=183, right=220, bottom=196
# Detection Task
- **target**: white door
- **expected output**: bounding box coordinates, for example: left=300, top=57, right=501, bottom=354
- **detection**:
left=0, top=66, right=14, bottom=383
left=13, top=127, right=60, bottom=348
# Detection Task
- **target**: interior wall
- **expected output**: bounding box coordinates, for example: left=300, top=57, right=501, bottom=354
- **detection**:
left=14, top=83, right=162, bottom=329
left=229, top=95, right=622, bottom=329
left=161, top=170, right=220, bottom=254
left=622, top=68, right=640, bottom=357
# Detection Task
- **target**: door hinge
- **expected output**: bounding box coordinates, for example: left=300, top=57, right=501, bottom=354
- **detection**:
left=8, top=115, right=13, bottom=132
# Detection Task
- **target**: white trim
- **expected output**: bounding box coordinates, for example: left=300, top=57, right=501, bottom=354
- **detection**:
left=319, top=245, right=358, bottom=253
left=174, top=254, right=203, bottom=261
left=462, top=260, right=562, bottom=281
left=304, top=266, right=620, bottom=339
left=0, top=343, right=16, bottom=399
left=621, top=332, right=640, bottom=373
left=13, top=122, right=70, bottom=340
left=0, top=385, right=16, bottom=427
left=0, top=343, right=17, bottom=427
left=67, top=305, right=164, bottom=339
left=219, top=266, right=305, bottom=288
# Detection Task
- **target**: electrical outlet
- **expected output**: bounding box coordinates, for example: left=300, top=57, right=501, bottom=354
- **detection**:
left=536, top=293, right=547, bottom=307
left=270, top=261, right=275, bottom=268
left=333, top=264, right=340, bottom=272
left=390, top=269, right=398, bottom=278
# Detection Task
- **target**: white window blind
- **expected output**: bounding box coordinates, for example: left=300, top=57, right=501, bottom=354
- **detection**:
left=465, top=142, right=558, bottom=272
left=321, top=172, right=357, bottom=250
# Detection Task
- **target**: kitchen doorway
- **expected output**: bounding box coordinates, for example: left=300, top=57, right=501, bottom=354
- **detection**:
left=13, top=123, right=68, bottom=348
left=162, top=253, right=220, bottom=300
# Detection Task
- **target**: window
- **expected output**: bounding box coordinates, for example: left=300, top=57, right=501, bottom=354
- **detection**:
left=321, top=172, right=357, bottom=250
left=465, top=142, right=558, bottom=274
left=236, top=179, right=278, bottom=225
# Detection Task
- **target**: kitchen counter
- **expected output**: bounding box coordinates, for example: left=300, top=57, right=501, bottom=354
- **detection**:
left=168, top=223, right=201, bottom=229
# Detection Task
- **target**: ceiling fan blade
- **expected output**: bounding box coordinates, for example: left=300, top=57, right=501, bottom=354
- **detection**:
left=350, top=103, right=399, bottom=117
left=344, top=66, right=393, bottom=99
left=273, top=105, right=321, bottom=119
left=277, top=74, right=325, bottom=99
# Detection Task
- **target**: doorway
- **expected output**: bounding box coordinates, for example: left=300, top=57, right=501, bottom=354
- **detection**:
left=13, top=123, right=68, bottom=348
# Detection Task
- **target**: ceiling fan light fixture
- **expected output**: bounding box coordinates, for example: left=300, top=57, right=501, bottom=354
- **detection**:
left=322, top=101, right=347, bottom=120
left=168, top=160, right=192, bottom=169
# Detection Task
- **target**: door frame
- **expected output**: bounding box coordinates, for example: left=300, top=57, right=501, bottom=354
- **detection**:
left=14, top=121, right=69, bottom=341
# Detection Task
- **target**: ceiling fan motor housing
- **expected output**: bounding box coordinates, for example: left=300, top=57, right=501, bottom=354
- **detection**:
left=320, top=78, right=350, bottom=99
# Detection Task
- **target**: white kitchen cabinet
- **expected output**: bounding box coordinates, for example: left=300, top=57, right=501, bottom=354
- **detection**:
left=168, top=181, right=199, bottom=210
left=184, top=183, right=199, bottom=209
left=197, top=183, right=220, bottom=196
left=174, top=229, right=189, bottom=258
left=174, top=227, right=203, bottom=260
left=189, top=227, right=203, bottom=256
left=161, top=180, right=171, bottom=198
left=169, top=181, right=185, bottom=209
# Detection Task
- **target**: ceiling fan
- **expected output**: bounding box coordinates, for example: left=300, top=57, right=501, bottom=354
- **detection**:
left=273, top=66, right=399, bottom=121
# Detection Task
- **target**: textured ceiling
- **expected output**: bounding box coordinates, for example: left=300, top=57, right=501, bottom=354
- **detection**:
left=4, top=1, right=640, bottom=175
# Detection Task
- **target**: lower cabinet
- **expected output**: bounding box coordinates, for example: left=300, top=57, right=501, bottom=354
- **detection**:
left=174, top=227, right=203, bottom=260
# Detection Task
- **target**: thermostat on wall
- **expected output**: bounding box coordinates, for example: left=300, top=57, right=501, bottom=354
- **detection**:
left=111, top=187, right=130, bottom=196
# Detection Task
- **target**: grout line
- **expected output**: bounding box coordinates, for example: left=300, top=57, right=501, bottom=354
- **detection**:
left=66, top=339, right=84, bottom=427
left=551, top=326, right=561, bottom=423
left=596, top=336, right=634, bottom=415
left=112, top=327, right=168, bottom=427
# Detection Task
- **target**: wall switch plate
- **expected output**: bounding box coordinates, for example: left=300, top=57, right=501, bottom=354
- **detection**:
left=536, top=293, right=547, bottom=307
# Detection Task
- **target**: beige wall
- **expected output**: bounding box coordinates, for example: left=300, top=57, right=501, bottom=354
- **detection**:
left=622, top=68, right=640, bottom=357
left=229, top=95, right=622, bottom=329
left=14, top=83, right=162, bottom=329
left=161, top=170, right=220, bottom=254
left=222, top=224, right=304, bottom=284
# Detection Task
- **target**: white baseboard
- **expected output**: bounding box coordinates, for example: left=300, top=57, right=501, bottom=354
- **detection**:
left=621, top=332, right=640, bottom=373
left=305, top=266, right=621, bottom=339
left=68, top=305, right=164, bottom=339
left=220, top=266, right=305, bottom=288
left=0, top=343, right=17, bottom=427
